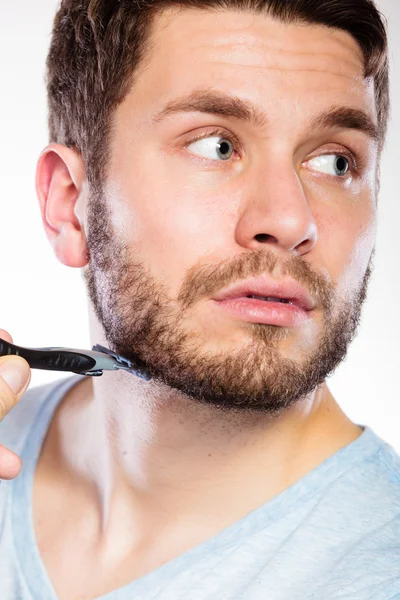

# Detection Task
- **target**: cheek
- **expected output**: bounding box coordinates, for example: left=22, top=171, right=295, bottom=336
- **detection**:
left=316, top=203, right=376, bottom=300
left=109, top=164, right=238, bottom=297
left=337, top=221, right=376, bottom=300
left=141, top=189, right=239, bottom=295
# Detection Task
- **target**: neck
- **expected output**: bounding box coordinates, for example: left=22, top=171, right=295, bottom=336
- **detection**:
left=37, top=364, right=361, bottom=550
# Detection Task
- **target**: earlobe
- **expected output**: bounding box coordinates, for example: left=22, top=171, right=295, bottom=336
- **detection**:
left=36, top=144, right=89, bottom=268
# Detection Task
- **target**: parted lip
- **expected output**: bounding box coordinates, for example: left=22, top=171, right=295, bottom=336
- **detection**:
left=212, top=276, right=316, bottom=312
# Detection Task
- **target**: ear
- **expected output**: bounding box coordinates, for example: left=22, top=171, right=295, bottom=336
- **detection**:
left=36, top=144, right=89, bottom=268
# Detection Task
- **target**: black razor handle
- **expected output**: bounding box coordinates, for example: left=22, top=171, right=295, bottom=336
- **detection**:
left=0, top=338, right=97, bottom=373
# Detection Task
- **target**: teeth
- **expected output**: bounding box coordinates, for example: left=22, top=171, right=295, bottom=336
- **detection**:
left=248, top=295, right=291, bottom=304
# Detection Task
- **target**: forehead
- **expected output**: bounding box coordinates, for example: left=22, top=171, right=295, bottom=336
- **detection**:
left=126, top=8, right=375, bottom=124
left=150, top=7, right=365, bottom=72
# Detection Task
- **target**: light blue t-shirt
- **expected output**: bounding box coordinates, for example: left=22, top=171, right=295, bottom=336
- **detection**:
left=0, top=374, right=399, bottom=600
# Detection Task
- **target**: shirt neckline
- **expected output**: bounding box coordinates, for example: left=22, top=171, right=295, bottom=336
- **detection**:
left=12, top=374, right=384, bottom=600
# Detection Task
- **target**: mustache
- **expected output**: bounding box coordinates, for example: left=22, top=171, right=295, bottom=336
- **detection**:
left=178, top=249, right=334, bottom=313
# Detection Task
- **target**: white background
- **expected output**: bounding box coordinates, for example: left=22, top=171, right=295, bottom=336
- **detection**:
left=0, top=1, right=399, bottom=451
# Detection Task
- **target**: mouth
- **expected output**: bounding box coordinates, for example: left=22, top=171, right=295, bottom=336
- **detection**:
left=212, top=276, right=316, bottom=313
left=212, top=295, right=313, bottom=327
left=245, top=295, right=294, bottom=304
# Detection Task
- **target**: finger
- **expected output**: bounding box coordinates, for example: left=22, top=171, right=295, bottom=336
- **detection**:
left=0, top=445, right=23, bottom=480
left=0, top=329, right=13, bottom=344
left=0, top=356, right=31, bottom=421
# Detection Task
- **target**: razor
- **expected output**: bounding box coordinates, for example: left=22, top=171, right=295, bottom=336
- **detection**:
left=0, top=337, right=152, bottom=381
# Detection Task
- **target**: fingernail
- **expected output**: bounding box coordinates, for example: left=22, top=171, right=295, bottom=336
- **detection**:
left=0, top=360, right=29, bottom=394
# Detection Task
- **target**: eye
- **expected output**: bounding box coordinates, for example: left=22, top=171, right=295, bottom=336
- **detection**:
left=186, top=136, right=234, bottom=161
left=307, top=154, right=350, bottom=177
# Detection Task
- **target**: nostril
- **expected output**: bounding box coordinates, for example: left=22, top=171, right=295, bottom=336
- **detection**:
left=255, top=234, right=273, bottom=243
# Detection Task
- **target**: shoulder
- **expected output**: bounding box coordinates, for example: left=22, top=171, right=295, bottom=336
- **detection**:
left=312, top=431, right=400, bottom=599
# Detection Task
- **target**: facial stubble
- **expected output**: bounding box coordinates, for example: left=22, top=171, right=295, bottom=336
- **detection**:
left=83, top=189, right=374, bottom=416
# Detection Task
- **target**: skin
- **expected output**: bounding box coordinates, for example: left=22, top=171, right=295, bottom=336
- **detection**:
left=32, top=8, right=378, bottom=599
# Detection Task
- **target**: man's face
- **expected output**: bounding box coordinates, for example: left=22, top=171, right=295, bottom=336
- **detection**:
left=83, top=8, right=378, bottom=414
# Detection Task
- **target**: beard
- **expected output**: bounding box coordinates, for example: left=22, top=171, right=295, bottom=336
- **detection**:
left=83, top=188, right=374, bottom=417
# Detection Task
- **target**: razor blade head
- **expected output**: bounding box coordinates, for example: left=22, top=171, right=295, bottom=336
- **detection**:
left=92, top=344, right=152, bottom=381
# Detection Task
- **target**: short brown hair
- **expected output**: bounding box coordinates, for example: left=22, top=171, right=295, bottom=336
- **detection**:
left=46, top=0, right=390, bottom=188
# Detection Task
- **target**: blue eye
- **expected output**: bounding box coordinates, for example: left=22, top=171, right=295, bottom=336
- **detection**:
left=307, top=154, right=350, bottom=177
left=187, top=136, right=234, bottom=161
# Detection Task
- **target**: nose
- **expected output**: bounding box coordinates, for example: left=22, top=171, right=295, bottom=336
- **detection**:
left=234, top=157, right=318, bottom=256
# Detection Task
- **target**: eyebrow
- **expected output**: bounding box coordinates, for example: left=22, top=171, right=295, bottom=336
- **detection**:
left=152, top=89, right=380, bottom=143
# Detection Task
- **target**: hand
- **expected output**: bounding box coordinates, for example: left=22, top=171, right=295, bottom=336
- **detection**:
left=0, top=329, right=31, bottom=480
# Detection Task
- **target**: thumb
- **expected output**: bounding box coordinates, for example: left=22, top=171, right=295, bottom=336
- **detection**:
left=0, top=357, right=31, bottom=421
